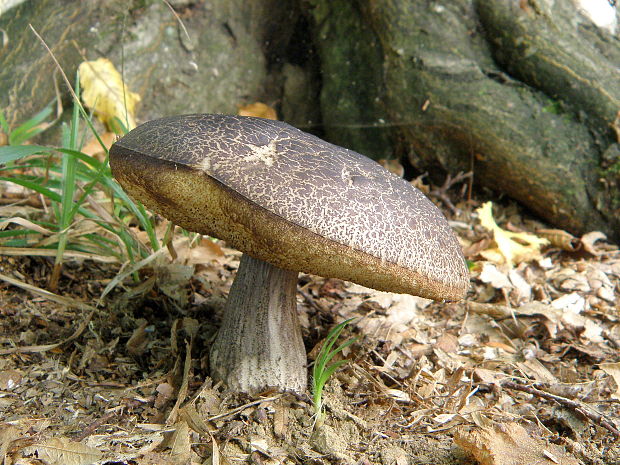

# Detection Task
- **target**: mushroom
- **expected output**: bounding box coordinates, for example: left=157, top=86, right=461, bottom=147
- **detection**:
left=109, top=114, right=469, bottom=394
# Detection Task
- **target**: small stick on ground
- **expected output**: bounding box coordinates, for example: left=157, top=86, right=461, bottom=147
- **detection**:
left=299, top=289, right=325, bottom=313
left=428, top=171, right=473, bottom=214
left=75, top=411, right=116, bottom=441
left=503, top=381, right=620, bottom=438
left=207, top=395, right=283, bottom=422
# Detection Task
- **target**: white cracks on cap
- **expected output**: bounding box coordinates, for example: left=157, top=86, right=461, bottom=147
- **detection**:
left=195, top=153, right=212, bottom=173
left=244, top=139, right=279, bottom=166
left=341, top=167, right=355, bottom=187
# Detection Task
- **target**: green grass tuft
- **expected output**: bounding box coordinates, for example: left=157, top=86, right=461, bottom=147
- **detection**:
left=312, top=317, right=358, bottom=419
left=0, top=78, right=160, bottom=291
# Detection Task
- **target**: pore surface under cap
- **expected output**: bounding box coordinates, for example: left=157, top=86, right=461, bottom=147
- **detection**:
left=110, top=114, right=469, bottom=300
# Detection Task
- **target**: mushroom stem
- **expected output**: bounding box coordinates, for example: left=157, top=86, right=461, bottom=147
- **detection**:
left=209, top=254, right=307, bottom=393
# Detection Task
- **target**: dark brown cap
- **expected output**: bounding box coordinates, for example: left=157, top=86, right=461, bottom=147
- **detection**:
left=110, top=114, right=469, bottom=300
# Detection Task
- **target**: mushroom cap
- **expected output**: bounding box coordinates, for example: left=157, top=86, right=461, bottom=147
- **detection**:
left=110, top=114, right=469, bottom=300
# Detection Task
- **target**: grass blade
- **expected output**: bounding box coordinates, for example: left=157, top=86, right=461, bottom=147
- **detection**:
left=0, top=145, right=50, bottom=165
left=49, top=76, right=82, bottom=291
left=8, top=104, right=54, bottom=145
left=311, top=318, right=357, bottom=418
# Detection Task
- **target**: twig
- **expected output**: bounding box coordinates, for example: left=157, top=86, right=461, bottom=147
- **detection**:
left=207, top=395, right=282, bottom=422
left=299, top=289, right=324, bottom=313
left=162, top=0, right=191, bottom=43
left=428, top=171, right=472, bottom=214
left=74, top=410, right=116, bottom=441
left=503, top=381, right=620, bottom=438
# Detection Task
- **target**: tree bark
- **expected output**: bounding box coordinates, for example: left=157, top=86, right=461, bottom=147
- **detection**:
left=0, top=0, right=301, bottom=128
left=476, top=0, right=620, bottom=136
left=3, top=0, right=619, bottom=239
left=309, top=0, right=393, bottom=159
left=309, top=0, right=620, bottom=240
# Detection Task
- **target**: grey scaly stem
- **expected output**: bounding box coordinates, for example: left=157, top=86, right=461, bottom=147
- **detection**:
left=209, top=254, right=306, bottom=393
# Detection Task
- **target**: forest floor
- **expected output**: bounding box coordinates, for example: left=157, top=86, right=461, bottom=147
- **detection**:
left=0, top=185, right=619, bottom=465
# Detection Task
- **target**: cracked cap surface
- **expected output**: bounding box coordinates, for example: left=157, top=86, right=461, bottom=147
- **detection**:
left=109, top=114, right=469, bottom=300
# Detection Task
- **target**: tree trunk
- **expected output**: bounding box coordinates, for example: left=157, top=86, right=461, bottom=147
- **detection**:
left=309, top=0, right=620, bottom=240
left=3, top=0, right=619, bottom=239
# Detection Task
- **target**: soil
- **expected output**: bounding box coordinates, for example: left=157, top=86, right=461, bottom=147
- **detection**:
left=0, top=197, right=619, bottom=465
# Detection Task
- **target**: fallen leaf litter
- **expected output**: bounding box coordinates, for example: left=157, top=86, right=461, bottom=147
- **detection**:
left=0, top=192, right=618, bottom=464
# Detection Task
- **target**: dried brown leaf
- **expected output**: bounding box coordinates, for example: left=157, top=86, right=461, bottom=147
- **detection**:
left=463, top=238, right=494, bottom=259
left=536, top=229, right=581, bottom=252
left=174, top=237, right=225, bottom=266
left=473, top=368, right=505, bottom=385
left=273, top=400, right=288, bottom=440
left=167, top=421, right=191, bottom=465
left=469, top=411, right=495, bottom=429
left=508, top=269, right=531, bottom=301
left=167, top=340, right=192, bottom=424
left=157, top=264, right=194, bottom=306
left=580, top=231, right=607, bottom=255
left=435, top=333, right=459, bottom=354
left=0, top=217, right=54, bottom=235
left=516, top=359, right=558, bottom=384
left=600, top=362, right=620, bottom=400
left=179, top=403, right=211, bottom=436
left=192, top=384, right=222, bottom=418
left=155, top=382, right=175, bottom=409
left=479, top=262, right=512, bottom=289
left=485, top=341, right=517, bottom=354
left=134, top=451, right=179, bottom=465
left=0, top=369, right=22, bottom=390
left=0, top=424, right=21, bottom=464
left=385, top=388, right=411, bottom=402
left=208, top=431, right=220, bottom=465
left=24, top=437, right=103, bottom=465
left=126, top=319, right=150, bottom=356
left=80, top=132, right=116, bottom=161
left=378, top=158, right=405, bottom=178
left=467, top=301, right=513, bottom=319
left=454, top=423, right=579, bottom=465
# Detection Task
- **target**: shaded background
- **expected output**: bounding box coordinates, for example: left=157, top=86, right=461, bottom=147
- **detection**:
left=1, top=0, right=619, bottom=240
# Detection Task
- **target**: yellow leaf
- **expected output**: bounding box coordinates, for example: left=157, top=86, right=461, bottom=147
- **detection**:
left=477, top=202, right=548, bottom=266
left=238, top=102, right=278, bottom=120
left=78, top=58, right=141, bottom=132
